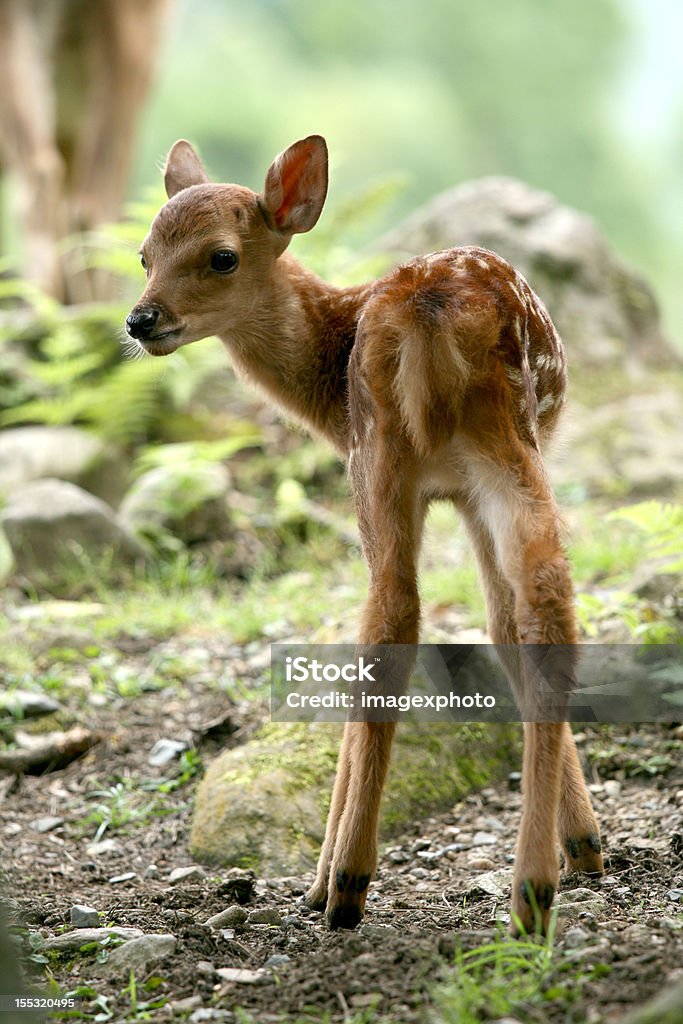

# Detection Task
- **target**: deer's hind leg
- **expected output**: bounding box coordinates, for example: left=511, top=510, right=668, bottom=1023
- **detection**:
left=458, top=450, right=603, bottom=933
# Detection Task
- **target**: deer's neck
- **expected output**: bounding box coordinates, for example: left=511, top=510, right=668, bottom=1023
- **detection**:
left=220, top=254, right=373, bottom=455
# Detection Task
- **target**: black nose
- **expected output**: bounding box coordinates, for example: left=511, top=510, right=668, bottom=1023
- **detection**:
left=126, top=308, right=159, bottom=340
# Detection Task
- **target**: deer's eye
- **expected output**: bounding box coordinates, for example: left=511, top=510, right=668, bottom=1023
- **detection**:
left=210, top=249, right=239, bottom=274
left=140, top=254, right=147, bottom=271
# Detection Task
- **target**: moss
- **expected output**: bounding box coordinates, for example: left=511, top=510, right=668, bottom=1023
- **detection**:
left=190, top=720, right=521, bottom=873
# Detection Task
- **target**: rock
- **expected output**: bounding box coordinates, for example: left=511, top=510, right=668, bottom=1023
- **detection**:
left=204, top=906, right=248, bottom=929
left=0, top=526, right=13, bottom=585
left=169, top=865, right=206, bottom=885
left=108, top=872, right=136, bottom=884
left=621, top=975, right=683, bottom=1024
left=247, top=908, right=282, bottom=926
left=190, top=1010, right=234, bottom=1023
left=32, top=816, right=64, bottom=833
left=602, top=780, right=622, bottom=798
left=563, top=926, right=591, bottom=949
left=469, top=868, right=513, bottom=899
left=217, top=869, right=256, bottom=904
left=86, top=838, right=120, bottom=857
left=552, top=390, right=683, bottom=497
left=148, top=738, right=188, bottom=766
left=69, top=905, right=99, bottom=928
left=264, top=954, right=291, bottom=968
left=472, top=831, right=498, bottom=847
left=376, top=177, right=674, bottom=372
left=666, top=889, right=683, bottom=903
left=0, top=690, right=61, bottom=717
left=555, top=887, right=606, bottom=920
left=0, top=426, right=128, bottom=504
left=358, top=924, right=399, bottom=940
left=1, top=479, right=146, bottom=589
left=44, top=927, right=143, bottom=951
left=216, top=967, right=267, bottom=985
left=96, top=933, right=177, bottom=977
left=190, top=721, right=520, bottom=874
left=196, top=960, right=216, bottom=977
left=119, top=462, right=232, bottom=546
left=171, top=996, right=203, bottom=1014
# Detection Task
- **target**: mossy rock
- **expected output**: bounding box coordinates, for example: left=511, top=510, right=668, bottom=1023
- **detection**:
left=190, top=721, right=521, bottom=874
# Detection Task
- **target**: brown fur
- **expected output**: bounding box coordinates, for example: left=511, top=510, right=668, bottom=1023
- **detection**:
left=128, top=135, right=604, bottom=936
left=0, top=0, right=170, bottom=301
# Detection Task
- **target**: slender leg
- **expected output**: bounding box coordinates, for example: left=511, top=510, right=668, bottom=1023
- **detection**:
left=559, top=724, right=603, bottom=873
left=305, top=723, right=354, bottom=909
left=321, top=440, right=424, bottom=929
left=460, top=448, right=603, bottom=933
left=460, top=502, right=602, bottom=874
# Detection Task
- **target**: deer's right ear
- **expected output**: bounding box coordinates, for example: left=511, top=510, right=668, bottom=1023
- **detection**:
left=164, top=140, right=209, bottom=198
left=259, top=135, right=328, bottom=236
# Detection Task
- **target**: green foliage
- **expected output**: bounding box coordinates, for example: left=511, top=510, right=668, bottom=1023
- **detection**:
left=607, top=501, right=683, bottom=573
left=431, top=924, right=597, bottom=1023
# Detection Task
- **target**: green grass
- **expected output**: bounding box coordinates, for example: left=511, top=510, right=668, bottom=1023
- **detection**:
left=430, top=923, right=601, bottom=1023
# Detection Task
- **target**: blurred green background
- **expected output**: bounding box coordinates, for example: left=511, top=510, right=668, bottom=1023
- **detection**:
left=129, top=0, right=682, bottom=347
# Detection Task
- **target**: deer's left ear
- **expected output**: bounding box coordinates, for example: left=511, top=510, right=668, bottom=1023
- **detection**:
left=259, top=135, right=328, bottom=235
left=164, top=140, right=209, bottom=198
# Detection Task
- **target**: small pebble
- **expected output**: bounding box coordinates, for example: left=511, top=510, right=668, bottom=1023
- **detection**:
left=603, top=780, right=621, bottom=798
left=563, top=926, right=590, bottom=949
left=70, top=905, right=99, bottom=928
left=32, top=816, right=64, bottom=834
left=169, top=865, right=206, bottom=885
left=148, top=738, right=188, bottom=766
left=108, top=872, right=136, bottom=884
left=472, top=831, right=497, bottom=847
left=264, top=954, right=291, bottom=968
left=247, top=908, right=282, bottom=926
left=205, top=906, right=248, bottom=929
left=666, top=889, right=683, bottom=903
left=196, top=960, right=216, bottom=977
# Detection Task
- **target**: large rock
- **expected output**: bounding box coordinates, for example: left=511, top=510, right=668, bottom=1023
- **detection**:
left=1, top=478, right=147, bottom=589
left=376, top=176, right=674, bottom=371
left=190, top=721, right=520, bottom=874
left=0, top=425, right=128, bottom=504
left=119, top=463, right=232, bottom=546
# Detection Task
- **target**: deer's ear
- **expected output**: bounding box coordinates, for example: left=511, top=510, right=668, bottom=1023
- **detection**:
left=259, top=135, right=328, bottom=235
left=164, top=140, right=209, bottom=198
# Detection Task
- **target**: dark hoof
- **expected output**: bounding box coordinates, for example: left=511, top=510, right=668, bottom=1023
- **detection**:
left=305, top=892, right=328, bottom=912
left=327, top=903, right=363, bottom=930
left=563, top=832, right=604, bottom=874
left=519, top=879, right=555, bottom=910
left=336, top=870, right=371, bottom=894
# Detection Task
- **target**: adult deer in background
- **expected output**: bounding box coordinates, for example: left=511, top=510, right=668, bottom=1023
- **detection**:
left=126, top=135, right=605, bottom=934
left=0, top=0, right=171, bottom=302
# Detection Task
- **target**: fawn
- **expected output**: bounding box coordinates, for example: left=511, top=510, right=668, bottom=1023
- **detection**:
left=126, top=135, right=604, bottom=934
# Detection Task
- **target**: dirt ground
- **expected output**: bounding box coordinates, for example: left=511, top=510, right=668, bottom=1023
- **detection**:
left=2, top=641, right=683, bottom=1024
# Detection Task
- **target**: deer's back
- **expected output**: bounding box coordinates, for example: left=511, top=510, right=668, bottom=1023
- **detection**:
left=348, top=247, right=567, bottom=462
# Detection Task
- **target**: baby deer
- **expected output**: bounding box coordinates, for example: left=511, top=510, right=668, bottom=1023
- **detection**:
left=127, top=135, right=604, bottom=934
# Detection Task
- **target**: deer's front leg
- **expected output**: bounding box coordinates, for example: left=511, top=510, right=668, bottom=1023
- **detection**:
left=320, top=442, right=423, bottom=929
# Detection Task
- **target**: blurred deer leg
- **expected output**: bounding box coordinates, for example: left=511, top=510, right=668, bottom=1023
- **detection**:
left=0, top=0, right=67, bottom=299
